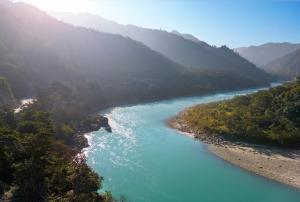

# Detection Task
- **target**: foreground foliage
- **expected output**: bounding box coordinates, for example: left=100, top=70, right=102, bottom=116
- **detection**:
left=181, top=79, right=300, bottom=147
left=0, top=106, right=112, bottom=201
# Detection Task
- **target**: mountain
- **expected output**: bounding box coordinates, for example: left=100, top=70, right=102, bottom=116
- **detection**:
left=235, top=42, right=300, bottom=67
left=50, top=12, right=272, bottom=83
left=0, top=2, right=272, bottom=110
left=264, top=48, right=300, bottom=79
left=0, top=2, right=186, bottom=105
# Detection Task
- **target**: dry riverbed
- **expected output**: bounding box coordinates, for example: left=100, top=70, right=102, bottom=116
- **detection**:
left=168, top=116, right=300, bottom=189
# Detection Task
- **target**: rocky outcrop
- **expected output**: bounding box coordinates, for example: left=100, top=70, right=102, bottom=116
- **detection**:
left=98, top=116, right=112, bottom=132
left=77, top=115, right=112, bottom=133
left=73, top=115, right=112, bottom=150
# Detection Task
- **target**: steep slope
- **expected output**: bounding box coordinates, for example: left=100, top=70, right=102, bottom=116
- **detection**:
left=0, top=2, right=186, bottom=106
left=50, top=12, right=272, bottom=83
left=264, top=48, right=300, bottom=79
left=0, top=2, right=274, bottom=111
left=235, top=42, right=300, bottom=67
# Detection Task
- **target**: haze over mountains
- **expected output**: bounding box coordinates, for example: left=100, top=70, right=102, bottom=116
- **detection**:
left=264, top=48, right=300, bottom=79
left=235, top=43, right=300, bottom=79
left=0, top=2, right=191, bottom=106
left=171, top=30, right=204, bottom=44
left=50, top=12, right=271, bottom=83
left=235, top=42, right=300, bottom=67
left=0, top=2, right=273, bottom=107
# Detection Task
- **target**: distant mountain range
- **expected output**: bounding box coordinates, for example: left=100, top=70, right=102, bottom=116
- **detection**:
left=235, top=43, right=300, bottom=79
left=235, top=42, right=300, bottom=67
left=50, top=12, right=271, bottom=83
left=0, top=2, right=273, bottom=109
left=264, top=48, right=300, bottom=79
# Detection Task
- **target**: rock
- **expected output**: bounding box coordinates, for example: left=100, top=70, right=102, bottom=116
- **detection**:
left=78, top=115, right=112, bottom=133
left=99, top=116, right=109, bottom=127
left=99, top=116, right=112, bottom=132
left=105, top=126, right=112, bottom=133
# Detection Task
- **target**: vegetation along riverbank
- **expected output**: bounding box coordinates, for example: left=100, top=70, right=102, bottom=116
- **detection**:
left=169, top=79, right=300, bottom=188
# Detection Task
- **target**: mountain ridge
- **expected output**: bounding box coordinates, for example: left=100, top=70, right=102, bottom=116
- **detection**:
left=235, top=42, right=300, bottom=67
left=0, top=2, right=272, bottom=110
left=264, top=48, right=300, bottom=79
left=50, top=12, right=272, bottom=83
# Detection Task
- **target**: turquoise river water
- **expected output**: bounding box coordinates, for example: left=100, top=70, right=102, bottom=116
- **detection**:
left=84, top=87, right=300, bottom=202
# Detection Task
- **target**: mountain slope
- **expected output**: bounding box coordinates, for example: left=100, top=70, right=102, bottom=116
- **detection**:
left=264, top=48, right=300, bottom=79
left=51, top=12, right=272, bottom=83
left=171, top=30, right=209, bottom=45
left=0, top=2, right=272, bottom=109
left=0, top=3, right=186, bottom=104
left=235, top=42, right=300, bottom=67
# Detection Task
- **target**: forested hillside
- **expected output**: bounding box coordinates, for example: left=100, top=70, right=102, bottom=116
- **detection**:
left=0, top=0, right=299, bottom=201
left=0, top=78, right=118, bottom=201
left=51, top=12, right=273, bottom=86
left=0, top=2, right=273, bottom=110
left=177, top=79, right=300, bottom=147
left=0, top=2, right=276, bottom=200
left=0, top=105, right=112, bottom=201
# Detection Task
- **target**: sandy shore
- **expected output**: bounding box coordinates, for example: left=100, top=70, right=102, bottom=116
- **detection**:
left=209, top=144, right=300, bottom=189
left=168, top=115, right=300, bottom=189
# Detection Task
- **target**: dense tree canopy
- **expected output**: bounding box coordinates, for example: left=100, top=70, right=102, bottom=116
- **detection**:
left=0, top=98, right=112, bottom=201
left=181, top=79, right=300, bottom=147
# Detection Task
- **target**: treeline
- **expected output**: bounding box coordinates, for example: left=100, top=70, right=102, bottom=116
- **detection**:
left=0, top=107, right=112, bottom=201
left=181, top=79, right=300, bottom=147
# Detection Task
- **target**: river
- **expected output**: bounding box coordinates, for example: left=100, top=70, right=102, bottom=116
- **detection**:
left=84, top=86, right=300, bottom=202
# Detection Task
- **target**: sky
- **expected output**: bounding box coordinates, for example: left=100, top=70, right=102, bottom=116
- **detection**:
left=13, top=0, right=300, bottom=48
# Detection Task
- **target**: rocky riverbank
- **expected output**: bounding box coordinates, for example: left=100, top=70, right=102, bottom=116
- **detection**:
left=74, top=115, right=112, bottom=151
left=168, top=114, right=300, bottom=189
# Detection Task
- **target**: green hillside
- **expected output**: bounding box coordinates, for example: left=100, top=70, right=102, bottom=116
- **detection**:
left=179, top=79, right=300, bottom=147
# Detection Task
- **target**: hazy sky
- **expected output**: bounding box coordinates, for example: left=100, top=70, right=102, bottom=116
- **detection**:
left=13, top=0, right=300, bottom=48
